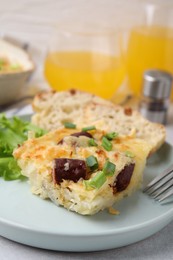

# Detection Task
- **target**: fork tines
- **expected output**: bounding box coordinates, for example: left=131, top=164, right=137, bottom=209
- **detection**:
left=143, top=163, right=173, bottom=203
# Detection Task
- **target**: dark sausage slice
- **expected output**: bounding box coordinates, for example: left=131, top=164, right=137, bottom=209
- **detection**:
left=71, top=132, right=92, bottom=138
left=113, top=163, right=135, bottom=192
left=58, top=131, right=92, bottom=145
left=57, top=139, right=64, bottom=145
left=53, top=158, right=87, bottom=184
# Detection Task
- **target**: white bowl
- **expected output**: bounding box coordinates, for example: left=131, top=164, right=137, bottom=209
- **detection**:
left=0, top=39, right=34, bottom=106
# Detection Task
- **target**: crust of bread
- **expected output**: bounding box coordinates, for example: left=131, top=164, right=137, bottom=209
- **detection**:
left=31, top=89, right=166, bottom=154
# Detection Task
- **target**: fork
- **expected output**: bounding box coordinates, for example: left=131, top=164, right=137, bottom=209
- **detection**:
left=143, top=164, right=173, bottom=203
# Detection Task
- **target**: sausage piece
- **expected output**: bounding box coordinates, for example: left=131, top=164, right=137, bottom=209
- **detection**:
left=71, top=131, right=92, bottom=138
left=53, top=158, right=87, bottom=184
left=113, top=163, right=135, bottom=192
left=58, top=131, right=92, bottom=145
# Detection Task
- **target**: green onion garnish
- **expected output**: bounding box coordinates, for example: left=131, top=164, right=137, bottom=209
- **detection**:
left=84, top=160, right=116, bottom=190
left=82, top=126, right=96, bottom=132
left=86, top=155, right=98, bottom=171
left=88, top=138, right=98, bottom=147
left=84, top=171, right=106, bottom=190
left=102, top=136, right=112, bottom=151
left=105, top=132, right=119, bottom=140
left=103, top=161, right=116, bottom=176
left=10, top=63, right=20, bottom=70
left=64, top=122, right=76, bottom=129
left=125, top=150, right=135, bottom=158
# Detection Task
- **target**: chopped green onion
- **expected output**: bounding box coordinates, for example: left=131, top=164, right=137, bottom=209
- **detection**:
left=88, top=138, right=98, bottom=147
left=84, top=160, right=116, bottom=190
left=125, top=150, right=135, bottom=158
left=84, top=171, right=106, bottom=190
left=105, top=132, right=119, bottom=140
left=102, top=136, right=112, bottom=151
left=86, top=155, right=98, bottom=171
left=103, top=161, right=116, bottom=176
left=63, top=122, right=76, bottom=129
left=82, top=126, right=96, bottom=132
left=10, top=63, right=20, bottom=70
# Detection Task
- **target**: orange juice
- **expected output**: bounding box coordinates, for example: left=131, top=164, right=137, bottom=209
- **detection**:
left=44, top=51, right=125, bottom=99
left=126, top=26, right=173, bottom=98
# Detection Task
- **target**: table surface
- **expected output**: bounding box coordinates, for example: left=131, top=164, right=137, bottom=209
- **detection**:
left=0, top=0, right=173, bottom=259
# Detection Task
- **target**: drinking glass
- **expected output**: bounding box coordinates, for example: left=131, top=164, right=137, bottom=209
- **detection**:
left=125, top=2, right=173, bottom=99
left=44, top=23, right=125, bottom=100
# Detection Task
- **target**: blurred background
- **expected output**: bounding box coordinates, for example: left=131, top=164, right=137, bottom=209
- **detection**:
left=0, top=0, right=173, bottom=112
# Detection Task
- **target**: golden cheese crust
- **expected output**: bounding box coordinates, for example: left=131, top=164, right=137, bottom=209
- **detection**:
left=15, top=128, right=135, bottom=166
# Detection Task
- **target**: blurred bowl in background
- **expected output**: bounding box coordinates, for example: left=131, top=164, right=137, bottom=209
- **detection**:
left=0, top=39, right=34, bottom=106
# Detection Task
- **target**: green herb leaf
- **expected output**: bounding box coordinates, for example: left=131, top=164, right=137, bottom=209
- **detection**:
left=0, top=114, right=46, bottom=153
left=84, top=171, right=106, bottom=190
left=0, top=114, right=46, bottom=181
left=82, top=126, right=96, bottom=132
left=88, top=138, right=98, bottom=147
left=0, top=157, right=22, bottom=180
left=86, top=155, right=98, bottom=171
left=103, top=160, right=116, bottom=176
left=101, top=136, right=112, bottom=151
left=64, top=122, right=76, bottom=129
left=105, top=132, right=119, bottom=140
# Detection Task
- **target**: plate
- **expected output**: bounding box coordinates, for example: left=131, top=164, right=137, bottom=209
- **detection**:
left=0, top=116, right=173, bottom=251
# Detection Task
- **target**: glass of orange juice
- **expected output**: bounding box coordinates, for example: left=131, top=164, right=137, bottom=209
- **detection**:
left=125, top=2, right=173, bottom=99
left=44, top=23, right=125, bottom=100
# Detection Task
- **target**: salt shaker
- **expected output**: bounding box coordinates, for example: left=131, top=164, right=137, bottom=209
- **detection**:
left=139, top=69, right=172, bottom=124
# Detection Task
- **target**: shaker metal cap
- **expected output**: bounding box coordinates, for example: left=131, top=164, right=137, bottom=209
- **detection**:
left=142, top=69, right=173, bottom=99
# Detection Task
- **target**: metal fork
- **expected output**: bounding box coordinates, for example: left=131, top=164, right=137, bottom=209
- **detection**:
left=143, top=164, right=173, bottom=203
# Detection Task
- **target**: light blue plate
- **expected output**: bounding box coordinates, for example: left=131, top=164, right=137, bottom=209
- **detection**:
left=0, top=116, right=173, bottom=251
